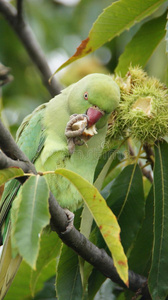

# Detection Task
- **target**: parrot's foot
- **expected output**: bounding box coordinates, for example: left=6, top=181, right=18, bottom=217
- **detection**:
left=61, top=208, right=75, bottom=234
left=65, top=114, right=88, bottom=154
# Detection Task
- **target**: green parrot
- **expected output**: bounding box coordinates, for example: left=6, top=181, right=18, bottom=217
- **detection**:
left=0, top=73, right=120, bottom=297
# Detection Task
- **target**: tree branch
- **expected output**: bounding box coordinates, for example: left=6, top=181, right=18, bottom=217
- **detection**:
left=0, top=119, right=151, bottom=299
left=0, top=0, right=61, bottom=97
left=17, top=0, right=24, bottom=22
left=0, top=150, right=30, bottom=172
left=128, top=140, right=153, bottom=183
left=143, top=143, right=154, bottom=170
left=0, top=63, right=13, bottom=87
left=0, top=120, right=36, bottom=173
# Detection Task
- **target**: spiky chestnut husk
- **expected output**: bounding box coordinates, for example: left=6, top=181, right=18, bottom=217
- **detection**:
left=107, top=66, right=168, bottom=143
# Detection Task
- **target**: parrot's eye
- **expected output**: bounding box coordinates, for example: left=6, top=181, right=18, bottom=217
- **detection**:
left=84, top=92, right=88, bottom=100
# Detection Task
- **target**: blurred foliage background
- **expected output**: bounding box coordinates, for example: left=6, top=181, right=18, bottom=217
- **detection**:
left=0, top=0, right=167, bottom=136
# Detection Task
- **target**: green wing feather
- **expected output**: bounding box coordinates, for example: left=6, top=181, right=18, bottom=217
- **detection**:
left=0, top=104, right=47, bottom=236
left=0, top=104, right=47, bottom=298
left=16, top=104, right=46, bottom=161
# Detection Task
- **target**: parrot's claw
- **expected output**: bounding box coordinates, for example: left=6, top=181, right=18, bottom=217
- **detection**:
left=65, top=114, right=88, bottom=138
left=65, top=114, right=88, bottom=154
left=73, top=137, right=85, bottom=146
left=61, top=208, right=74, bottom=234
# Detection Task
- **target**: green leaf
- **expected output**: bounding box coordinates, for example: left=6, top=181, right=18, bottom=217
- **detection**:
left=11, top=190, right=23, bottom=257
left=54, top=0, right=167, bottom=73
left=12, top=175, right=50, bottom=269
left=115, top=12, right=167, bottom=76
left=166, top=12, right=168, bottom=53
left=33, top=276, right=56, bottom=300
left=94, top=148, right=123, bottom=184
left=79, top=204, right=93, bottom=288
left=0, top=167, right=24, bottom=186
left=32, top=260, right=56, bottom=298
left=106, top=164, right=145, bottom=253
left=30, top=231, right=62, bottom=296
left=56, top=244, right=83, bottom=300
left=148, top=141, right=168, bottom=300
left=128, top=187, right=154, bottom=277
left=3, top=258, right=56, bottom=300
left=0, top=222, right=22, bottom=299
left=94, top=147, right=123, bottom=191
left=4, top=261, right=31, bottom=300
left=91, top=279, right=116, bottom=300
left=55, top=168, right=128, bottom=286
left=88, top=269, right=106, bottom=300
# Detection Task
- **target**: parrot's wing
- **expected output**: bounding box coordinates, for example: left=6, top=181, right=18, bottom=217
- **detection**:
left=0, top=103, right=47, bottom=236
left=16, top=103, right=46, bottom=161
left=0, top=104, right=47, bottom=298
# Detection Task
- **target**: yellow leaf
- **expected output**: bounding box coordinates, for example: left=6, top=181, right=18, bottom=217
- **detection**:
left=55, top=168, right=128, bottom=286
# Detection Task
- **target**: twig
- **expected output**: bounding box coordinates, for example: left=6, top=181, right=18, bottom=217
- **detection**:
left=0, top=150, right=31, bottom=173
left=17, top=0, right=23, bottom=22
left=143, top=143, right=154, bottom=170
left=0, top=120, right=35, bottom=173
left=0, top=119, right=151, bottom=299
left=0, top=63, right=13, bottom=87
left=0, top=0, right=61, bottom=97
left=128, top=141, right=153, bottom=183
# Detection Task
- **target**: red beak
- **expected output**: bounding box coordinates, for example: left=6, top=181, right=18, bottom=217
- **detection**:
left=86, top=107, right=104, bottom=128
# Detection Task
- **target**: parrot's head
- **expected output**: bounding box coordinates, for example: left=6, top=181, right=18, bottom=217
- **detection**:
left=68, top=73, right=120, bottom=129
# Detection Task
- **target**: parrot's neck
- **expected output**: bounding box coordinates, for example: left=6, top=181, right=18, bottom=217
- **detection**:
left=41, top=88, right=71, bottom=164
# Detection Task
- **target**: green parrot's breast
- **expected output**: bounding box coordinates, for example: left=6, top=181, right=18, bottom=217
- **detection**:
left=35, top=151, right=83, bottom=211
left=35, top=125, right=107, bottom=211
